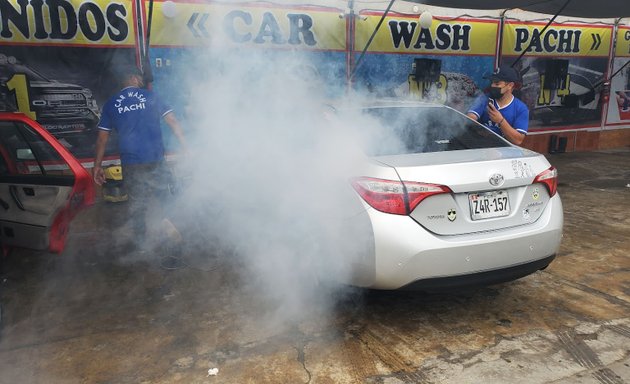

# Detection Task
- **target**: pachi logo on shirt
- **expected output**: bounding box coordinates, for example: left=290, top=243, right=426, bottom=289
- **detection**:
left=114, top=90, right=146, bottom=114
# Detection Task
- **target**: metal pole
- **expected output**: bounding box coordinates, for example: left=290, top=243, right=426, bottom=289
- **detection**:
left=593, top=18, right=629, bottom=90
left=145, top=0, right=154, bottom=57
left=143, top=0, right=155, bottom=85
left=497, top=9, right=507, bottom=67
left=510, top=0, right=572, bottom=67
left=349, top=0, right=396, bottom=81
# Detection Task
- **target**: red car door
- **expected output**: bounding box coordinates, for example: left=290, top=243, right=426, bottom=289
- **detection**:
left=0, top=112, right=95, bottom=253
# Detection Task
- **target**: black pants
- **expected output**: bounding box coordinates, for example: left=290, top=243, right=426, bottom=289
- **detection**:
left=123, top=162, right=174, bottom=248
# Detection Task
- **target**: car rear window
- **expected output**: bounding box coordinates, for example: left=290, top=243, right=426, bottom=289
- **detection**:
left=355, top=106, right=510, bottom=156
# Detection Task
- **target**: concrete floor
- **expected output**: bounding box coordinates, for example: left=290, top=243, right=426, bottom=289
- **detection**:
left=0, top=149, right=629, bottom=384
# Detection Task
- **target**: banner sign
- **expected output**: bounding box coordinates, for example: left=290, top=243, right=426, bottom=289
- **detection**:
left=0, top=0, right=136, bottom=46
left=502, top=55, right=608, bottom=130
left=502, top=22, right=612, bottom=57
left=147, top=1, right=345, bottom=51
left=1, top=0, right=628, bottom=159
left=616, top=26, right=630, bottom=57
left=607, top=57, right=630, bottom=125
left=350, top=15, right=498, bottom=114
left=1, top=0, right=138, bottom=159
left=499, top=22, right=613, bottom=129
left=355, top=14, right=498, bottom=56
left=606, top=27, right=630, bottom=125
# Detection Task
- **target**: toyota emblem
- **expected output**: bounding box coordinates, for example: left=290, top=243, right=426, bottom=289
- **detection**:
left=489, top=173, right=504, bottom=187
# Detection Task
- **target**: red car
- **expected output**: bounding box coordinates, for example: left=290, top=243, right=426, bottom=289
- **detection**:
left=0, top=112, right=95, bottom=254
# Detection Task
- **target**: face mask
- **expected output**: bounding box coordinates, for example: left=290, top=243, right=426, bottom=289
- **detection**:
left=489, top=86, right=504, bottom=100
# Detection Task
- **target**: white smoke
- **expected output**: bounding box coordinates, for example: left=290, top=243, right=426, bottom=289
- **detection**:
left=166, top=45, right=377, bottom=324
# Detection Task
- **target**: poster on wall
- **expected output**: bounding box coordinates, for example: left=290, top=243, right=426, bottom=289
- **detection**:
left=501, top=21, right=613, bottom=130
left=606, top=26, right=630, bottom=126
left=143, top=0, right=349, bottom=119
left=351, top=12, right=499, bottom=112
left=0, top=0, right=139, bottom=159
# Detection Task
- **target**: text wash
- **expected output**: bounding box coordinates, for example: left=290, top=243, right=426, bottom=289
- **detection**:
left=115, top=91, right=146, bottom=114
left=0, top=0, right=129, bottom=41
left=389, top=21, right=472, bottom=51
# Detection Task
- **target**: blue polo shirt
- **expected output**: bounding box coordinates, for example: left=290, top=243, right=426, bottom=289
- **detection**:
left=98, top=86, right=172, bottom=165
left=468, top=95, right=530, bottom=137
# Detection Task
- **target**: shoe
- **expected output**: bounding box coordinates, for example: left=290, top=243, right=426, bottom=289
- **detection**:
left=162, top=219, right=183, bottom=243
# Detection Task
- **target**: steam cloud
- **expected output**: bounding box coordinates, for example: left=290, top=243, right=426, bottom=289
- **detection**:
left=165, top=45, right=378, bottom=324
left=130, top=11, right=475, bottom=326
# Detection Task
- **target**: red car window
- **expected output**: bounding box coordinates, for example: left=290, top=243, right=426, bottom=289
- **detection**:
left=0, top=120, right=73, bottom=177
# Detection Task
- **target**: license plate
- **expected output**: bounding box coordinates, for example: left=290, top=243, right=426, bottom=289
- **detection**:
left=469, top=190, right=510, bottom=220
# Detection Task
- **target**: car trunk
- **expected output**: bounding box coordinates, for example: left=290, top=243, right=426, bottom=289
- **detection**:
left=375, top=147, right=553, bottom=235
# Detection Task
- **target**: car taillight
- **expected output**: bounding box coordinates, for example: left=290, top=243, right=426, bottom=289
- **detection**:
left=533, top=166, right=558, bottom=197
left=351, top=177, right=451, bottom=215
left=406, top=181, right=452, bottom=211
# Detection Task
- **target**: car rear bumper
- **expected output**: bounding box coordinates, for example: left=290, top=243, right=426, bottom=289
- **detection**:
left=398, top=254, right=555, bottom=291
left=356, top=194, right=563, bottom=290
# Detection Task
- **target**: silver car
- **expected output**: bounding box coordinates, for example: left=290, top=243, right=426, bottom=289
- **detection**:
left=336, top=100, right=563, bottom=290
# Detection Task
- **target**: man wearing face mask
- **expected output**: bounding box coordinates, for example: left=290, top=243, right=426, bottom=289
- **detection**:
left=467, top=64, right=529, bottom=145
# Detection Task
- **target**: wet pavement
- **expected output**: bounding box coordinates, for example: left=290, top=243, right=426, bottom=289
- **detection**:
left=0, top=149, right=629, bottom=384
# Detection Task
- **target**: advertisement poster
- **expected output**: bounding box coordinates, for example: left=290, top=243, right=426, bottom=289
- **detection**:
left=606, top=26, right=630, bottom=126
left=351, top=12, right=499, bottom=112
left=501, top=21, right=613, bottom=130
left=0, top=0, right=138, bottom=159
left=144, top=0, right=348, bottom=116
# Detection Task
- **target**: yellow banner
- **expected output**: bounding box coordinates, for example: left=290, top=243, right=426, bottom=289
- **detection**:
left=354, top=15, right=498, bottom=56
left=616, top=27, right=630, bottom=57
left=149, top=1, right=345, bottom=50
left=0, top=0, right=136, bottom=46
left=502, top=22, right=612, bottom=57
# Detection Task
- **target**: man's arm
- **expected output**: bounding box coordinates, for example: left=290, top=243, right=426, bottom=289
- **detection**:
left=163, top=112, right=187, bottom=150
left=93, top=130, right=110, bottom=185
left=496, top=119, right=525, bottom=145
left=487, top=103, right=526, bottom=145
left=466, top=95, right=487, bottom=122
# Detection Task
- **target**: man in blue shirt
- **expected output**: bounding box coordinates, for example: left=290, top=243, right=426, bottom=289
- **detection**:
left=467, top=64, right=529, bottom=145
left=93, top=66, right=186, bottom=250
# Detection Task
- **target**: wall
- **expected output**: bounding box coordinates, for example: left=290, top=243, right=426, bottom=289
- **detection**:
left=1, top=0, right=629, bottom=159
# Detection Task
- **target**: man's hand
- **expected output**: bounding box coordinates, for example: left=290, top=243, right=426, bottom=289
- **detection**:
left=487, top=102, right=504, bottom=124
left=486, top=102, right=525, bottom=145
left=93, top=130, right=110, bottom=185
left=93, top=166, right=106, bottom=186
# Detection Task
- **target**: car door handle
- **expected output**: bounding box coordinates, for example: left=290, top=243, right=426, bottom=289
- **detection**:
left=0, top=197, right=8, bottom=210
left=9, top=185, right=25, bottom=211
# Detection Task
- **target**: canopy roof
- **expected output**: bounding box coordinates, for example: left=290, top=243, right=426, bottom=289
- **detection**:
left=408, top=0, right=629, bottom=19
